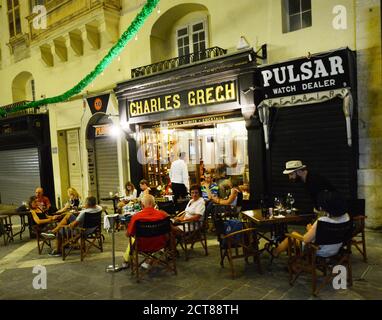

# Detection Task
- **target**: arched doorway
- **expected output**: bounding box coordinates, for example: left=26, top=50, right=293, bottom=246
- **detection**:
left=86, top=113, right=120, bottom=205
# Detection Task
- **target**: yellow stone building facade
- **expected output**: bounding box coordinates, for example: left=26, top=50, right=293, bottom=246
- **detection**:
left=0, top=0, right=381, bottom=227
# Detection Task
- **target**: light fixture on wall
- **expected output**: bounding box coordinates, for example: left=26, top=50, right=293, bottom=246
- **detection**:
left=237, top=36, right=250, bottom=50
left=107, top=113, right=119, bottom=120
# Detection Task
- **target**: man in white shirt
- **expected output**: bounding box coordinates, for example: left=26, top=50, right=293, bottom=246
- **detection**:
left=169, top=152, right=189, bottom=202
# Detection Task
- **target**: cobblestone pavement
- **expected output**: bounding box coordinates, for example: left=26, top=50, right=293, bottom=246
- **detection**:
left=0, top=222, right=381, bottom=300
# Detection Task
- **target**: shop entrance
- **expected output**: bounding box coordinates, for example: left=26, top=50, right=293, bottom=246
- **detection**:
left=139, top=117, right=249, bottom=195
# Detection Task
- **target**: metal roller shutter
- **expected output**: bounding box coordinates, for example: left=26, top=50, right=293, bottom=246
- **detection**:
left=0, top=148, right=41, bottom=205
left=95, top=137, right=119, bottom=202
left=269, top=99, right=357, bottom=212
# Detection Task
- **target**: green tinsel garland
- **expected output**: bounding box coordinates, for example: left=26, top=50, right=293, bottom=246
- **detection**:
left=0, top=0, right=160, bottom=117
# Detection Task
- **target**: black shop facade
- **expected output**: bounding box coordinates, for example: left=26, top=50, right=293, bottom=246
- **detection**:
left=115, top=48, right=265, bottom=201
left=254, top=47, right=358, bottom=211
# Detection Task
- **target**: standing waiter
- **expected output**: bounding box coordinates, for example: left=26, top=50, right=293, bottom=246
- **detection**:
left=169, top=152, right=190, bottom=203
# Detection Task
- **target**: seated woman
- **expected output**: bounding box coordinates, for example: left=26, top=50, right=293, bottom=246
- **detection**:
left=271, top=190, right=350, bottom=258
left=117, top=182, right=138, bottom=209
left=55, top=187, right=81, bottom=216
left=211, top=179, right=243, bottom=210
left=172, top=185, right=205, bottom=233
left=138, top=179, right=151, bottom=201
left=29, top=196, right=60, bottom=228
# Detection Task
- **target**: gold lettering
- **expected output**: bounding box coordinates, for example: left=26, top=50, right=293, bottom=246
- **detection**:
left=129, top=102, right=136, bottom=116
left=144, top=100, right=150, bottom=114
left=173, top=94, right=180, bottom=109
left=158, top=97, right=165, bottom=111
left=205, top=87, right=215, bottom=104
left=136, top=101, right=143, bottom=115
left=215, top=86, right=224, bottom=102
left=150, top=98, right=158, bottom=113
left=188, top=91, right=196, bottom=106
left=164, top=96, right=171, bottom=110
left=196, top=89, right=205, bottom=105
left=225, top=82, right=236, bottom=100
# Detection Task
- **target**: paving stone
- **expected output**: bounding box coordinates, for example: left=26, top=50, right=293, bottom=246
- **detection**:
left=1, top=230, right=382, bottom=299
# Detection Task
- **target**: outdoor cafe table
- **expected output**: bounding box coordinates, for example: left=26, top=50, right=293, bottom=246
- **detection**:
left=0, top=209, right=32, bottom=244
left=240, top=209, right=315, bottom=257
left=100, top=196, right=120, bottom=214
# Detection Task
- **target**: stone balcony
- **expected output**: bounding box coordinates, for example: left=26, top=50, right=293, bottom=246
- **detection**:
left=24, top=0, right=121, bottom=67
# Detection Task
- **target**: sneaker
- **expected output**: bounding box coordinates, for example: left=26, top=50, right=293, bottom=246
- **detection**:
left=121, top=261, right=130, bottom=269
left=48, top=249, right=61, bottom=257
left=141, top=262, right=151, bottom=269
left=41, top=232, right=56, bottom=239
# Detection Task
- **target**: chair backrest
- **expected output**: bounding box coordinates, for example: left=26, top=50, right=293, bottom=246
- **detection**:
left=347, top=199, right=365, bottom=217
left=236, top=192, right=243, bottom=208
left=315, top=220, right=353, bottom=246
left=83, top=210, right=102, bottom=229
left=135, top=218, right=171, bottom=237
left=221, top=219, right=244, bottom=247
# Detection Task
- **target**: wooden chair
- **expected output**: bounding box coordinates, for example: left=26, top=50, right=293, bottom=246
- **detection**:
left=61, top=210, right=103, bottom=261
left=348, top=199, right=367, bottom=262
left=213, top=211, right=261, bottom=278
left=287, top=220, right=353, bottom=296
left=0, top=215, right=13, bottom=246
left=129, top=217, right=177, bottom=282
left=29, top=209, right=54, bottom=254
left=174, top=211, right=209, bottom=261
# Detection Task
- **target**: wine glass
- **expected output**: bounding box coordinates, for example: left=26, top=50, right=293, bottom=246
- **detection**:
left=289, top=196, right=295, bottom=209
left=274, top=197, right=282, bottom=215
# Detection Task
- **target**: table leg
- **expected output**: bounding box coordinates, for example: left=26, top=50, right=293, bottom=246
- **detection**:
left=0, top=219, right=7, bottom=245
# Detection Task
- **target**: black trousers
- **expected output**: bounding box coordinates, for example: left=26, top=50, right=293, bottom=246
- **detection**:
left=171, top=183, right=188, bottom=203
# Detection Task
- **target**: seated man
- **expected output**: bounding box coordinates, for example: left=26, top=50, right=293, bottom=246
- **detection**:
left=122, top=194, right=169, bottom=269
left=34, top=187, right=52, bottom=214
left=172, top=185, right=205, bottom=234
left=41, top=196, right=102, bottom=256
left=271, top=190, right=350, bottom=258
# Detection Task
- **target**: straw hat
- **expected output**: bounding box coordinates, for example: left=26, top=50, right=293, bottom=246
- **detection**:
left=283, top=160, right=306, bottom=174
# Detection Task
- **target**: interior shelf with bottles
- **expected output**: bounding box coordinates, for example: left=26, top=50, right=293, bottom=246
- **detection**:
left=140, top=129, right=178, bottom=188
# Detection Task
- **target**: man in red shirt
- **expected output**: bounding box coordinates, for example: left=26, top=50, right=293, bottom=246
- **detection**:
left=34, top=187, right=51, bottom=213
left=122, top=194, right=169, bottom=268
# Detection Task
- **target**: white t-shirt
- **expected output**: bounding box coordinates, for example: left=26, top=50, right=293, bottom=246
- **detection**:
left=76, top=205, right=102, bottom=227
left=169, top=159, right=189, bottom=190
left=177, top=197, right=205, bottom=232
left=313, top=213, right=350, bottom=257
left=123, top=189, right=137, bottom=201
left=184, top=197, right=205, bottom=220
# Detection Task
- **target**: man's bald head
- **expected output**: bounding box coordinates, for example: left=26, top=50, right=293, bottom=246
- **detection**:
left=141, top=194, right=156, bottom=208
left=35, top=187, right=44, bottom=197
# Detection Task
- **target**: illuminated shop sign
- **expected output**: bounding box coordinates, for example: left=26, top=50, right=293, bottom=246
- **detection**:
left=256, top=49, right=351, bottom=99
left=128, top=81, right=237, bottom=117
left=94, top=124, right=111, bottom=137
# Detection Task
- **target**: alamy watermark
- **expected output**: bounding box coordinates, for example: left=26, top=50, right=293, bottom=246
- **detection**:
left=332, top=265, right=348, bottom=290
left=332, top=5, right=348, bottom=30
left=32, top=265, right=47, bottom=290
left=32, top=5, right=47, bottom=30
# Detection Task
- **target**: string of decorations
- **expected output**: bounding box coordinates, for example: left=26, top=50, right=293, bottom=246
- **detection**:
left=0, top=0, right=160, bottom=117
